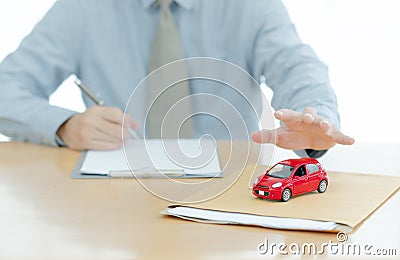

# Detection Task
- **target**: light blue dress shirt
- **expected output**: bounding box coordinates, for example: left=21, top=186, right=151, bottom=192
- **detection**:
left=0, top=0, right=339, bottom=147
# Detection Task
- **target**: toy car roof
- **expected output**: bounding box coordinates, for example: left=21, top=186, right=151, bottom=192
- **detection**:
left=278, top=158, right=319, bottom=167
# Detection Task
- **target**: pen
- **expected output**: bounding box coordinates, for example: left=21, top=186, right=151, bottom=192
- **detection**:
left=74, top=77, right=140, bottom=139
left=128, top=127, right=141, bottom=140
left=74, top=78, right=104, bottom=106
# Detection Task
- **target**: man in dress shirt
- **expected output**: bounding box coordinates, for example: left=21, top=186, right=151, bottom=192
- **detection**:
left=0, top=0, right=354, bottom=157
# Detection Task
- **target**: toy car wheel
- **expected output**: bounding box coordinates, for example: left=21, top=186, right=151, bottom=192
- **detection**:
left=281, top=188, right=292, bottom=202
left=318, top=180, right=328, bottom=193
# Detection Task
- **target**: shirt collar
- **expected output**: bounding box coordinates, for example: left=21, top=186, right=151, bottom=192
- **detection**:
left=140, top=0, right=195, bottom=10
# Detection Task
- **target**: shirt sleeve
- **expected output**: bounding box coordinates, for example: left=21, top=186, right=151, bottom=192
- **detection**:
left=0, top=0, right=83, bottom=146
left=251, top=0, right=340, bottom=129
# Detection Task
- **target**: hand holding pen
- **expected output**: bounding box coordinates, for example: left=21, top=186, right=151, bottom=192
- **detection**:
left=56, top=78, right=140, bottom=150
left=74, top=78, right=140, bottom=139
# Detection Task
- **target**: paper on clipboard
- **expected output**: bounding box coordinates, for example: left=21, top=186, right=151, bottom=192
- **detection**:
left=75, top=139, right=222, bottom=178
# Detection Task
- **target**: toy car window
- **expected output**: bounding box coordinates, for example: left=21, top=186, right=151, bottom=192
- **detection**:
left=267, top=164, right=294, bottom=179
left=306, top=164, right=320, bottom=174
left=294, top=166, right=306, bottom=177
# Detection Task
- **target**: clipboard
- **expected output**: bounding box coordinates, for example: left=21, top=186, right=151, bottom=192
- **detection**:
left=71, top=139, right=223, bottom=179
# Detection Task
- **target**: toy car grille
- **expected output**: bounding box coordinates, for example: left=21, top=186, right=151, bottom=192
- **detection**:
left=255, top=190, right=270, bottom=196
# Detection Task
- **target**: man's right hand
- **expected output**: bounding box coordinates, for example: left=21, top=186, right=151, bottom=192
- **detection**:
left=57, top=106, right=138, bottom=150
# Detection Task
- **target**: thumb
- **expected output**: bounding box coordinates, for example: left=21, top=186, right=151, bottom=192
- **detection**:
left=251, top=129, right=276, bottom=144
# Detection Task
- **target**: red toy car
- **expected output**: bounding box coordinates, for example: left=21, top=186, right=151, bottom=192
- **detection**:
left=252, top=158, right=328, bottom=202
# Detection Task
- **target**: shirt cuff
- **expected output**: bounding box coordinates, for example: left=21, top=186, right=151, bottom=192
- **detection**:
left=43, top=109, right=76, bottom=146
left=55, top=133, right=67, bottom=147
left=294, top=149, right=328, bottom=158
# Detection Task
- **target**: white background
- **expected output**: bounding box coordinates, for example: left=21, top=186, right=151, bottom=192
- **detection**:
left=0, top=0, right=399, bottom=143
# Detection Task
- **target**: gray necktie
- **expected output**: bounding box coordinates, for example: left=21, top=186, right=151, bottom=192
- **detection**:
left=147, top=0, right=193, bottom=138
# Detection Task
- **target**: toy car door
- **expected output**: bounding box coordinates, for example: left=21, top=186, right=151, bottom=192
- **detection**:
left=292, top=165, right=309, bottom=195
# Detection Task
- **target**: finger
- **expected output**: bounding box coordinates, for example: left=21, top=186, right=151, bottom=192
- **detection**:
left=319, top=120, right=331, bottom=132
left=302, top=107, right=317, bottom=124
left=95, top=120, right=124, bottom=142
left=121, top=113, right=140, bottom=139
left=122, top=126, right=132, bottom=140
left=90, top=128, right=124, bottom=144
left=78, top=127, right=123, bottom=150
left=87, top=138, right=123, bottom=150
left=99, top=107, right=125, bottom=125
left=330, top=129, right=356, bottom=145
left=99, top=109, right=140, bottom=140
left=123, top=113, right=139, bottom=129
left=251, top=129, right=276, bottom=144
left=274, top=109, right=301, bottom=124
left=86, top=106, right=121, bottom=124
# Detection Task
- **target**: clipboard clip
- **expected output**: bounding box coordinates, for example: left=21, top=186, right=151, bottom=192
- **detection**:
left=109, top=168, right=185, bottom=178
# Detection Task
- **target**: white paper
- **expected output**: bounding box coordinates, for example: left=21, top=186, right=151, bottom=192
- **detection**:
left=80, top=139, right=222, bottom=177
left=165, top=206, right=338, bottom=231
left=80, top=147, right=127, bottom=175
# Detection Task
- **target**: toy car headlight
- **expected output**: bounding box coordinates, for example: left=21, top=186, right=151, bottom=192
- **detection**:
left=272, top=182, right=282, bottom=188
left=253, top=177, right=259, bottom=186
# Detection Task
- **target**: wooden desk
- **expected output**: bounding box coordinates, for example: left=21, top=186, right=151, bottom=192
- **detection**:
left=0, top=142, right=398, bottom=259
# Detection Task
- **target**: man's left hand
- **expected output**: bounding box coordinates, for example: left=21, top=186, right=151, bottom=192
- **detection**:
left=251, top=107, right=355, bottom=151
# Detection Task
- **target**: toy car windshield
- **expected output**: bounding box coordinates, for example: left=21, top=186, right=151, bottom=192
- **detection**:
left=266, top=164, right=294, bottom=179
